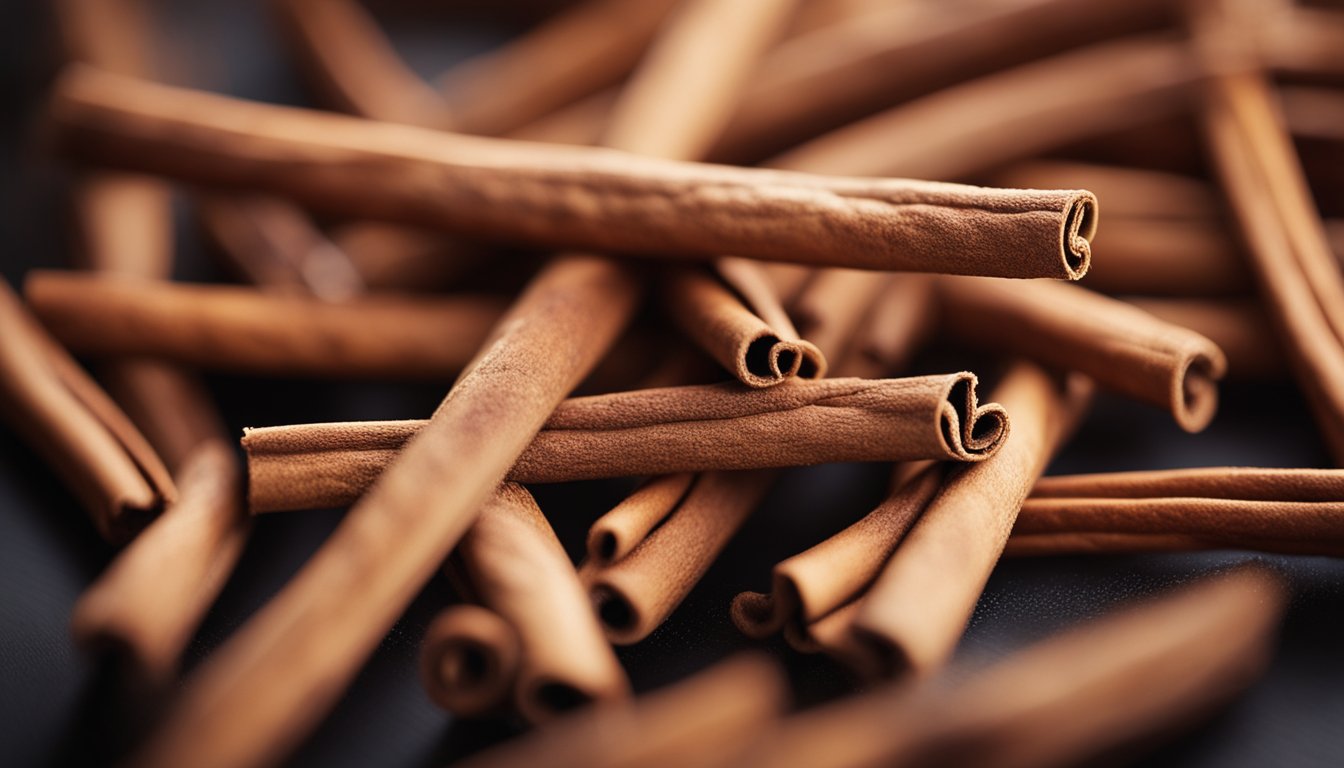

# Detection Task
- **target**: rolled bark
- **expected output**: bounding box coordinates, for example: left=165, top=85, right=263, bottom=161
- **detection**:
left=937, top=277, right=1228, bottom=432
left=834, top=275, right=937, bottom=379
left=0, top=280, right=175, bottom=542
left=739, top=566, right=1285, bottom=768
left=828, top=363, right=1093, bottom=677
left=583, top=474, right=696, bottom=568
left=456, top=654, right=787, bottom=768
left=48, top=67, right=1098, bottom=280
left=25, top=271, right=506, bottom=379
left=730, top=464, right=942, bottom=641
left=243, top=374, right=1012, bottom=512
left=789, top=268, right=894, bottom=365
left=588, top=470, right=778, bottom=645
left=1032, top=466, right=1344, bottom=500
left=768, top=35, right=1203, bottom=181
left=420, top=604, right=521, bottom=717
left=448, top=483, right=627, bottom=723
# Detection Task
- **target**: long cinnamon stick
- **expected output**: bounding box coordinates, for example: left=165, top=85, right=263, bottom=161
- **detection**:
left=0, top=280, right=175, bottom=542
left=820, top=363, right=1092, bottom=677
left=1032, top=466, right=1344, bottom=500
left=448, top=483, right=628, bottom=722
left=1190, top=0, right=1344, bottom=462
left=457, top=654, right=787, bottom=768
left=244, top=374, right=1012, bottom=512
left=937, top=277, right=1228, bottom=432
left=48, top=67, right=1099, bottom=280
left=769, top=35, right=1202, bottom=181
left=25, top=271, right=505, bottom=379
left=587, top=469, right=778, bottom=645
left=420, top=604, right=521, bottom=717
left=739, top=566, right=1285, bottom=768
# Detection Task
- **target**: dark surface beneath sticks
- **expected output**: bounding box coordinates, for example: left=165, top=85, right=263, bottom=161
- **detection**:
left=1, top=2, right=1343, bottom=767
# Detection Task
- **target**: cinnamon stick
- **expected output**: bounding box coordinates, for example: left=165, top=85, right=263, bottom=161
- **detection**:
left=420, top=604, right=521, bottom=717
left=457, top=654, right=787, bottom=768
left=0, top=280, right=175, bottom=542
left=789, top=268, right=894, bottom=365
left=447, top=483, right=628, bottom=723
left=436, top=0, right=680, bottom=137
left=1033, top=466, right=1344, bottom=500
left=991, top=161, right=1221, bottom=221
left=270, top=0, right=452, bottom=127
left=25, top=271, right=505, bottom=379
left=812, top=363, right=1092, bottom=677
left=587, top=469, right=778, bottom=645
left=937, top=277, right=1228, bottom=432
left=48, top=67, right=1099, bottom=280
left=738, top=566, right=1285, bottom=768
left=243, top=374, right=1012, bottom=512
left=583, top=474, right=696, bottom=568
left=730, top=464, right=943, bottom=642
left=1190, top=0, right=1344, bottom=462
left=835, top=275, right=937, bottom=379
left=329, top=223, right=490, bottom=293
left=768, top=35, right=1203, bottom=181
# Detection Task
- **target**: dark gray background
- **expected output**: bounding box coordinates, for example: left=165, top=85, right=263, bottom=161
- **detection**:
left=2, top=2, right=1342, bottom=766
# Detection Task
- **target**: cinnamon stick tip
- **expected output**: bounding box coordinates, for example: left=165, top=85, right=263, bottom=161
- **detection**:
left=590, top=584, right=645, bottom=645
left=729, top=590, right=783, bottom=640
left=940, top=372, right=1010, bottom=461
left=420, top=607, right=521, bottom=717
left=1061, top=190, right=1099, bottom=281
left=1172, top=343, right=1228, bottom=433
left=739, top=332, right=804, bottom=388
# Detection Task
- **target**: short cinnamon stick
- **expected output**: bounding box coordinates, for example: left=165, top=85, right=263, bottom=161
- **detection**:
left=25, top=271, right=505, bottom=379
left=48, top=67, right=1098, bottom=280
left=739, top=566, right=1285, bottom=768
left=824, top=363, right=1092, bottom=677
left=420, top=604, right=521, bottom=717
left=0, top=280, right=175, bottom=542
left=588, top=469, right=778, bottom=645
left=457, top=654, right=787, bottom=768
left=243, top=374, right=1012, bottom=512
left=937, top=277, right=1228, bottom=432
left=449, top=483, right=628, bottom=722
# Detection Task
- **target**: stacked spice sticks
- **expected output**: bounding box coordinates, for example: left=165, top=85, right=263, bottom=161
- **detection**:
left=1, top=0, right=1341, bottom=765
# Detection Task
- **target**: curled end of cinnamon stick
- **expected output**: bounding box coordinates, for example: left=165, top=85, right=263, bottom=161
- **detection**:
left=739, top=332, right=805, bottom=388
left=1171, top=343, right=1228, bottom=433
left=421, top=606, right=522, bottom=717
left=1060, top=191, right=1099, bottom=281
left=937, top=373, right=1010, bottom=461
left=729, top=577, right=802, bottom=640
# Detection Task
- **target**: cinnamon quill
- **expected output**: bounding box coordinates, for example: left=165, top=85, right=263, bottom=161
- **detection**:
left=420, top=604, right=521, bottom=717
left=244, top=374, right=1011, bottom=513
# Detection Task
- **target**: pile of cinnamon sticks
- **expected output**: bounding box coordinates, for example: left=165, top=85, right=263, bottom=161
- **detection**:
left=3, top=0, right=1342, bottom=765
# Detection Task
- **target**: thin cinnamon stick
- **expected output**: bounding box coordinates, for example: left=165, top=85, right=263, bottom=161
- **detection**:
left=1190, top=0, right=1344, bottom=462
left=456, top=654, right=787, bottom=768
left=730, top=464, right=943, bottom=642
left=243, top=374, right=1012, bottom=512
left=0, top=280, right=175, bottom=542
left=1033, top=466, right=1344, bottom=500
left=739, top=566, right=1285, bottom=768
left=937, top=277, right=1228, bottom=432
left=835, top=275, right=937, bottom=379
left=817, top=363, right=1092, bottom=678
left=448, top=483, right=628, bottom=723
left=25, top=271, right=505, bottom=379
left=329, top=223, right=490, bottom=293
left=420, top=604, right=521, bottom=717
left=583, top=474, right=696, bottom=568
left=48, top=67, right=1099, bottom=280
left=789, top=268, right=894, bottom=365
left=436, top=0, right=680, bottom=137
left=768, top=35, right=1202, bottom=181
left=70, top=173, right=174, bottom=277
left=270, top=0, right=452, bottom=127
left=197, top=194, right=365, bottom=301
left=587, top=469, right=778, bottom=645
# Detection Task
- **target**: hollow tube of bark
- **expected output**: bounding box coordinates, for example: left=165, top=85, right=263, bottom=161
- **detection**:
left=588, top=469, right=778, bottom=645
left=584, top=474, right=696, bottom=568
left=25, top=271, right=506, bottom=379
left=457, top=654, right=788, bottom=768
left=835, top=364, right=1093, bottom=678
left=243, top=374, right=1012, bottom=513
left=0, top=280, right=175, bottom=541
left=48, top=67, right=1098, bottom=280
left=739, top=566, right=1285, bottom=768
left=420, top=604, right=521, bottom=717
left=450, top=483, right=628, bottom=722
left=936, top=277, right=1228, bottom=432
